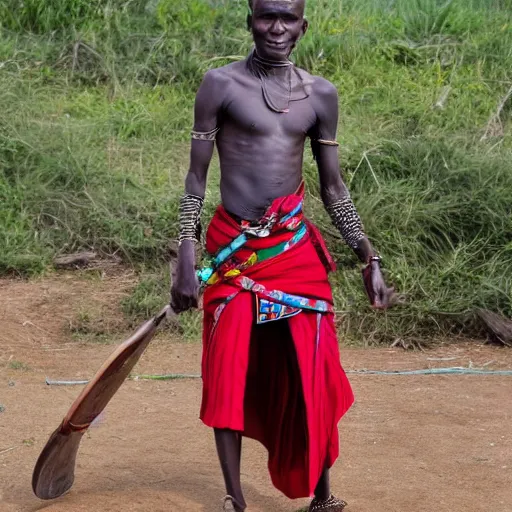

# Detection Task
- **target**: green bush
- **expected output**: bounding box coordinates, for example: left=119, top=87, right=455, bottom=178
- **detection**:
left=0, top=0, right=151, bottom=33
left=0, top=0, right=104, bottom=33
left=1, top=0, right=512, bottom=342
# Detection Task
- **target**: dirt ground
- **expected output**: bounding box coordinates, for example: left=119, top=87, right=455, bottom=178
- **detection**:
left=0, top=272, right=511, bottom=512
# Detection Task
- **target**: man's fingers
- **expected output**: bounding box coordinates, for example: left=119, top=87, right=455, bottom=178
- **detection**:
left=371, top=284, right=393, bottom=310
left=381, top=287, right=392, bottom=307
left=170, top=290, right=187, bottom=314
left=385, top=287, right=397, bottom=308
left=372, top=295, right=383, bottom=309
left=372, top=286, right=398, bottom=310
left=186, top=295, right=196, bottom=311
left=170, top=292, right=180, bottom=313
left=170, top=299, right=184, bottom=314
left=171, top=291, right=200, bottom=314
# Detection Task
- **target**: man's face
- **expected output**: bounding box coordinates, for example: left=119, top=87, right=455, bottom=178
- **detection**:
left=249, top=0, right=307, bottom=61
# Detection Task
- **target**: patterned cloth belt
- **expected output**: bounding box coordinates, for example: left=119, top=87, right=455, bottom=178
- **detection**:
left=198, top=202, right=334, bottom=325
left=197, top=202, right=306, bottom=286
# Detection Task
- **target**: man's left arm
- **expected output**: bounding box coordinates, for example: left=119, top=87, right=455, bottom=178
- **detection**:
left=310, top=78, right=394, bottom=309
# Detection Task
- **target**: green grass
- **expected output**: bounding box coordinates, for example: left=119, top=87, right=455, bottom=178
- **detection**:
left=120, top=272, right=202, bottom=339
left=1, top=0, right=511, bottom=343
left=8, top=360, right=30, bottom=371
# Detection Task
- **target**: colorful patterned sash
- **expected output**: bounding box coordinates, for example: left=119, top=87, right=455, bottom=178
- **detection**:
left=197, top=202, right=306, bottom=286
left=199, top=201, right=334, bottom=325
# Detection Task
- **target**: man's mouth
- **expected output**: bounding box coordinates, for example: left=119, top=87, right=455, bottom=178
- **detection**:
left=266, top=40, right=288, bottom=49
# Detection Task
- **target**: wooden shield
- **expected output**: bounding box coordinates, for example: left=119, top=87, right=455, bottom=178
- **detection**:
left=32, top=305, right=172, bottom=500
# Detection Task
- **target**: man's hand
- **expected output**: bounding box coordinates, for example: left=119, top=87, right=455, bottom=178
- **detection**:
left=364, top=261, right=395, bottom=310
left=170, top=241, right=200, bottom=313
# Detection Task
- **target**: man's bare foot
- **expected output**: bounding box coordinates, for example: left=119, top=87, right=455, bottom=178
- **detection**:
left=222, top=495, right=245, bottom=512
left=307, top=494, right=348, bottom=511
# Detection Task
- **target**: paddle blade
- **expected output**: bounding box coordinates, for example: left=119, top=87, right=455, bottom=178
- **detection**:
left=32, top=305, right=171, bottom=500
left=32, top=428, right=83, bottom=500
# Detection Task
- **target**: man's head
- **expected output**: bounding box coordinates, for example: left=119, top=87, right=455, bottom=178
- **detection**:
left=247, top=0, right=308, bottom=62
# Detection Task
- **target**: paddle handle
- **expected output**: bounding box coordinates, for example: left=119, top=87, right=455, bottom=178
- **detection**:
left=154, top=304, right=175, bottom=325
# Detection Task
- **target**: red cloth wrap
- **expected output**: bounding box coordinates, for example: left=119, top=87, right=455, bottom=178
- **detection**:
left=200, top=189, right=354, bottom=499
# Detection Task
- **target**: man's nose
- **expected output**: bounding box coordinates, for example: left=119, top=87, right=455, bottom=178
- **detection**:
left=270, top=19, right=286, bottom=35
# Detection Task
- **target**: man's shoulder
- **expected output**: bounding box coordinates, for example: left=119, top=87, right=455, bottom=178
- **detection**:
left=311, top=75, right=338, bottom=98
left=294, top=66, right=338, bottom=98
left=202, top=61, right=246, bottom=85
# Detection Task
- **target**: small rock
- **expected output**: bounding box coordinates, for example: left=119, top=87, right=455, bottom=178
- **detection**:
left=0, top=405, right=5, bottom=413
left=8, top=381, right=15, bottom=387
left=54, top=251, right=98, bottom=269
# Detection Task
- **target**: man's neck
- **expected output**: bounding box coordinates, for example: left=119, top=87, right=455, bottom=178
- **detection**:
left=250, top=49, right=293, bottom=78
left=246, top=48, right=307, bottom=113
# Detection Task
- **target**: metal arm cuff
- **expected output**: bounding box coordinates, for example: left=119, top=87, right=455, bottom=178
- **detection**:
left=191, top=127, right=219, bottom=141
left=315, top=139, right=339, bottom=146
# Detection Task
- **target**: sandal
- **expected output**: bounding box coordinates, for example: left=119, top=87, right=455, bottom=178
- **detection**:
left=222, top=495, right=241, bottom=512
left=308, top=494, right=348, bottom=512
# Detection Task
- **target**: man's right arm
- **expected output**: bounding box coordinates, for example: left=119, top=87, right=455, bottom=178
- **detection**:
left=171, top=70, right=227, bottom=313
left=185, top=69, right=227, bottom=197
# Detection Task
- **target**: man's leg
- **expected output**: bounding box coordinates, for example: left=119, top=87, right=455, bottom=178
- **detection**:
left=308, top=467, right=347, bottom=511
left=314, top=467, right=330, bottom=501
left=214, top=428, right=247, bottom=511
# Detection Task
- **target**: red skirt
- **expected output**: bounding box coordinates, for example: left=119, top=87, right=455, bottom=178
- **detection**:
left=200, top=196, right=354, bottom=499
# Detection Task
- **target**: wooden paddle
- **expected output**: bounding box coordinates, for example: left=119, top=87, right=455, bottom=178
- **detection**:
left=32, top=305, right=172, bottom=500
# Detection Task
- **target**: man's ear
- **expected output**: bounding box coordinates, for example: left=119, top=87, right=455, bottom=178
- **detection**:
left=247, top=13, right=252, bottom=31
left=302, top=18, right=309, bottom=37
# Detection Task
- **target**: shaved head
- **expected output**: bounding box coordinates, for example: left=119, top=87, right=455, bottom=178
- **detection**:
left=248, top=0, right=305, bottom=13
left=247, top=0, right=308, bottom=61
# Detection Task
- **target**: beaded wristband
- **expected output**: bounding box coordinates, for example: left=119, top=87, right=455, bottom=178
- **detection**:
left=178, top=194, right=204, bottom=244
left=325, top=196, right=365, bottom=249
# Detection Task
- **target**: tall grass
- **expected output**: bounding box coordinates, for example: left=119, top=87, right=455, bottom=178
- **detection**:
left=0, top=0, right=511, bottom=342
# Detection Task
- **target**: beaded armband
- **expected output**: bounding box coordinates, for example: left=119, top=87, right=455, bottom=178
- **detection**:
left=191, top=127, right=219, bottom=141
left=325, top=196, right=365, bottom=249
left=178, top=194, right=204, bottom=244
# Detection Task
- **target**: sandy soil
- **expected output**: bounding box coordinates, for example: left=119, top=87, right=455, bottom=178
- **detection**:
left=0, top=272, right=511, bottom=512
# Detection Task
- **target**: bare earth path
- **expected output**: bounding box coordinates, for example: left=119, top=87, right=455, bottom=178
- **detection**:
left=0, top=273, right=511, bottom=512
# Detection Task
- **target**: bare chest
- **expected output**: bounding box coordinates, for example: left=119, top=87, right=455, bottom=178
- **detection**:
left=222, top=79, right=317, bottom=138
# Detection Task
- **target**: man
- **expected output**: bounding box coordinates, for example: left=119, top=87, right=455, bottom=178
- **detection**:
left=171, top=1, right=394, bottom=510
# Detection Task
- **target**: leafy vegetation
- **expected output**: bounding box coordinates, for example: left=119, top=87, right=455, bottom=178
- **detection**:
left=1, top=0, right=511, bottom=343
